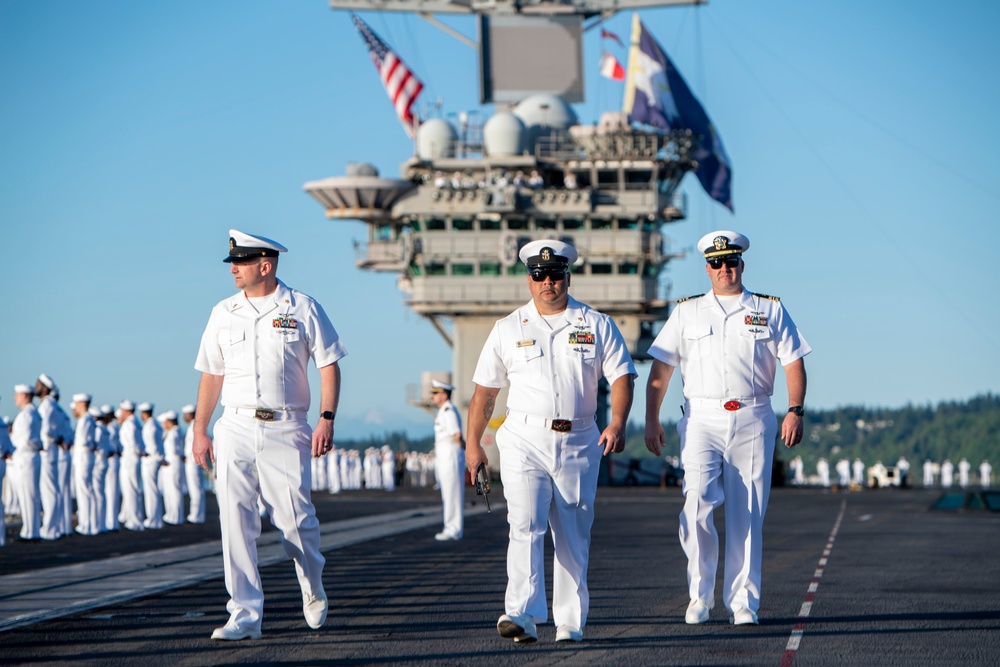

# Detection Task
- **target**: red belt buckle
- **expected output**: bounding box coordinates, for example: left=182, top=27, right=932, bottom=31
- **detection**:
left=723, top=401, right=742, bottom=412
left=550, top=419, right=572, bottom=432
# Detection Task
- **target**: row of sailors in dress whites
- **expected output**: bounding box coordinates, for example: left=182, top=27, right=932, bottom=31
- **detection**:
left=0, top=379, right=207, bottom=546
left=309, top=447, right=441, bottom=494
left=786, top=454, right=992, bottom=489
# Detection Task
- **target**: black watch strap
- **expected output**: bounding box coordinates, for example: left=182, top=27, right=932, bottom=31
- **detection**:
left=788, top=406, right=804, bottom=417
left=320, top=411, right=335, bottom=421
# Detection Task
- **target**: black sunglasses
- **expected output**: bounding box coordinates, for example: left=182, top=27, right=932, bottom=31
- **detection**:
left=529, top=268, right=567, bottom=282
left=707, top=256, right=741, bottom=269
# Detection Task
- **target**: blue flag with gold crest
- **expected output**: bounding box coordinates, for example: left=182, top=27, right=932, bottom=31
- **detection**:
left=623, top=14, right=733, bottom=211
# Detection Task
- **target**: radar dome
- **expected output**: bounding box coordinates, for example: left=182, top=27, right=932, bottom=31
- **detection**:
left=417, top=118, right=458, bottom=160
left=483, top=112, right=526, bottom=156
left=513, top=93, right=578, bottom=149
left=346, top=162, right=379, bottom=177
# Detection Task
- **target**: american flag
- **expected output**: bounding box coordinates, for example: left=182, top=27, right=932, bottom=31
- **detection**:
left=352, top=14, right=424, bottom=139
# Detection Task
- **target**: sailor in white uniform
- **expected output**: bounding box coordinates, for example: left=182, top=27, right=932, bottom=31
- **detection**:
left=71, top=393, right=99, bottom=536
left=0, top=408, right=12, bottom=546
left=35, top=375, right=66, bottom=540
left=12, top=384, right=43, bottom=540
left=192, top=229, right=346, bottom=641
left=431, top=379, right=464, bottom=540
left=466, top=240, right=636, bottom=643
left=139, top=402, right=165, bottom=529
left=91, top=406, right=109, bottom=533
left=645, top=230, right=811, bottom=627
left=159, top=411, right=185, bottom=525
left=182, top=404, right=206, bottom=524
left=117, top=400, right=145, bottom=530
left=102, top=405, right=121, bottom=531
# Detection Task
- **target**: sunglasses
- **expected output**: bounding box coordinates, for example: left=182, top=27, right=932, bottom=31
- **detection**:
left=529, top=268, right=567, bottom=282
left=707, top=256, right=741, bottom=269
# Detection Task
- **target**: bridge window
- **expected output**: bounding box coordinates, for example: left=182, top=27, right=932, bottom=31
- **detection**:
left=619, top=262, right=639, bottom=275
left=591, top=218, right=613, bottom=230
left=562, top=218, right=583, bottom=230
left=479, top=218, right=501, bottom=231
left=426, top=218, right=446, bottom=231
left=452, top=263, right=475, bottom=276
left=506, top=218, right=528, bottom=230
left=480, top=262, right=501, bottom=276
left=452, top=219, right=474, bottom=231
left=591, top=263, right=613, bottom=274
left=426, top=263, right=447, bottom=276
left=535, top=218, right=557, bottom=230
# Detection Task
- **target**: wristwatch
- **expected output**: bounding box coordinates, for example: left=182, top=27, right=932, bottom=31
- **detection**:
left=787, top=406, right=804, bottom=417
left=320, top=411, right=336, bottom=421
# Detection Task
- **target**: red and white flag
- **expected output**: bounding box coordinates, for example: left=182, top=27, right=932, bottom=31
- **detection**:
left=601, top=28, right=624, bottom=47
left=352, top=14, right=424, bottom=139
left=599, top=51, right=625, bottom=81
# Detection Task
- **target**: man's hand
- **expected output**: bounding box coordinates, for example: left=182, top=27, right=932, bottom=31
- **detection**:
left=312, top=418, right=334, bottom=459
left=644, top=421, right=666, bottom=457
left=466, top=442, right=489, bottom=480
left=781, top=412, right=803, bottom=448
left=193, top=432, right=215, bottom=471
left=598, top=423, right=626, bottom=456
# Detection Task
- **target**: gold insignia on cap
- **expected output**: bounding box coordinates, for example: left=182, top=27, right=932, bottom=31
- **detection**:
left=713, top=236, right=729, bottom=251
left=230, top=237, right=236, bottom=251
left=541, top=247, right=553, bottom=261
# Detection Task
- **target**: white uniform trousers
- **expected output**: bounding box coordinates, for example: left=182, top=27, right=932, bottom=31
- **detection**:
left=39, top=450, right=62, bottom=539
left=92, top=452, right=108, bottom=533
left=104, top=456, right=121, bottom=531
left=14, top=450, right=42, bottom=539
left=72, top=450, right=98, bottom=535
left=185, top=460, right=206, bottom=523
left=0, top=459, right=6, bottom=546
left=214, top=413, right=324, bottom=632
left=161, top=460, right=185, bottom=525
left=327, top=452, right=341, bottom=495
left=497, top=420, right=602, bottom=631
left=118, top=456, right=144, bottom=530
left=435, top=444, right=464, bottom=538
left=142, top=458, right=164, bottom=529
left=677, top=402, right=777, bottom=615
left=57, top=450, right=73, bottom=536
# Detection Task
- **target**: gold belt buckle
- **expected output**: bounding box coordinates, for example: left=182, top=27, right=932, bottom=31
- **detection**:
left=550, top=419, right=572, bottom=432
left=254, top=408, right=276, bottom=421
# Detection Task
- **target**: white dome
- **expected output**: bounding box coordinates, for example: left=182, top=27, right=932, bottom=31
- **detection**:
left=416, top=118, right=458, bottom=160
left=513, top=94, right=578, bottom=149
left=483, top=112, right=526, bottom=156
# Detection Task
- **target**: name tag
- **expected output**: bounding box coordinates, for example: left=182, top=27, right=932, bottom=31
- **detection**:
left=516, top=339, right=535, bottom=348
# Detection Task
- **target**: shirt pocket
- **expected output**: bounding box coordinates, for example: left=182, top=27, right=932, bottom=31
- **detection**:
left=513, top=344, right=544, bottom=380
left=219, top=327, right=247, bottom=363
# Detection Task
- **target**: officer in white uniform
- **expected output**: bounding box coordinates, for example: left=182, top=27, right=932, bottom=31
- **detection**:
left=192, top=229, right=346, bottom=641
left=466, top=240, right=636, bottom=643
left=12, top=384, right=43, bottom=540
left=645, top=230, right=810, bottom=627
left=182, top=404, right=206, bottom=524
left=431, top=379, right=464, bottom=541
left=35, top=375, right=66, bottom=540
left=117, top=400, right=145, bottom=530
left=139, top=402, right=165, bottom=529
left=71, top=393, right=99, bottom=536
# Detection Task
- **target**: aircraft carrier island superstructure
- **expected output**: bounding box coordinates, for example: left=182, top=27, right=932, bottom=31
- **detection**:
left=305, top=94, right=695, bottom=438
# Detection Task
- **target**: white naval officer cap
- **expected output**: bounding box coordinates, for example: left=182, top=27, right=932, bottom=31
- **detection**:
left=157, top=410, right=178, bottom=423
left=137, top=402, right=153, bottom=413
left=518, top=239, right=579, bottom=267
left=223, top=229, right=288, bottom=263
left=72, top=393, right=92, bottom=404
left=14, top=384, right=33, bottom=395
left=430, top=379, right=454, bottom=393
left=181, top=404, right=196, bottom=415
left=119, top=399, right=135, bottom=411
left=698, top=230, right=750, bottom=260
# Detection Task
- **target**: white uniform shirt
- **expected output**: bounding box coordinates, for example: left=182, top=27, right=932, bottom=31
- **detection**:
left=142, top=418, right=165, bottom=461
left=12, top=404, right=41, bottom=452
left=434, top=400, right=462, bottom=449
left=0, top=422, right=13, bottom=458
left=473, top=296, right=636, bottom=419
left=163, top=427, right=183, bottom=463
left=37, top=396, right=62, bottom=452
left=119, top=416, right=142, bottom=459
left=184, top=424, right=195, bottom=460
left=106, top=421, right=121, bottom=456
left=648, top=289, right=811, bottom=399
left=194, top=279, right=347, bottom=411
left=74, top=413, right=96, bottom=454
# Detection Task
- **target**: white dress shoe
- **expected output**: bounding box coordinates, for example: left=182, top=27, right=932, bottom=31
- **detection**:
left=211, top=623, right=261, bottom=641
left=685, top=599, right=710, bottom=624
left=434, top=531, right=461, bottom=541
left=303, top=593, right=328, bottom=629
left=731, top=608, right=759, bottom=626
left=497, top=613, right=537, bottom=643
left=555, top=626, right=583, bottom=642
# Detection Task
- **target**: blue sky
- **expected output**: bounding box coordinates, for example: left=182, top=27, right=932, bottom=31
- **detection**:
left=2, top=0, right=998, bottom=439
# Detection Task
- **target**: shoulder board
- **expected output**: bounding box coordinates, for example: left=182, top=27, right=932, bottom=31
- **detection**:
left=753, top=292, right=781, bottom=302
left=676, top=293, right=704, bottom=304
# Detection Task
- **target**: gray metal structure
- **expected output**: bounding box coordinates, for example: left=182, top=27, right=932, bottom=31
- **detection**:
left=306, top=0, right=703, bottom=447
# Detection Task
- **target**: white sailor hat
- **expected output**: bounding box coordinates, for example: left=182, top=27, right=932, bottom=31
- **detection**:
left=157, top=410, right=178, bottom=423
left=698, top=230, right=750, bottom=260
left=518, top=239, right=578, bottom=268
left=430, top=379, right=454, bottom=393
left=137, top=402, right=153, bottom=413
left=100, top=404, right=113, bottom=416
left=119, top=399, right=135, bottom=411
left=14, top=384, right=32, bottom=395
left=181, top=404, right=196, bottom=415
left=224, top=229, right=288, bottom=263
left=38, top=373, right=56, bottom=390
left=72, top=393, right=91, bottom=404
left=88, top=406, right=102, bottom=417
left=1, top=416, right=9, bottom=426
